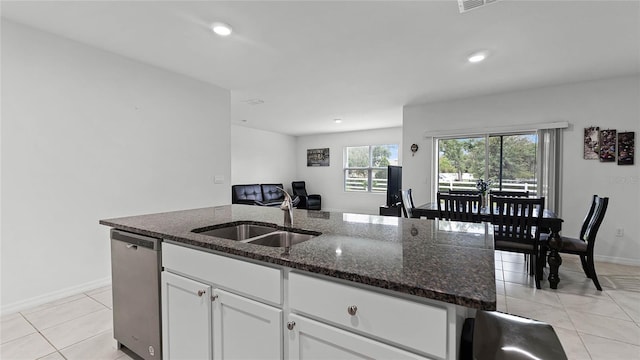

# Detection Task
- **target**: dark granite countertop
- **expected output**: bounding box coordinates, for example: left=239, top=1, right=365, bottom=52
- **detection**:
left=100, top=205, right=496, bottom=310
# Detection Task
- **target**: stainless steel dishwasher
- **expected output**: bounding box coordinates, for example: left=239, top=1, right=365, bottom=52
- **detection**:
left=111, top=229, right=162, bottom=360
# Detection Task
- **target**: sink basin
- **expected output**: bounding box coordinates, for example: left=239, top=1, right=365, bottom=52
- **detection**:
left=192, top=221, right=320, bottom=247
left=247, top=231, right=317, bottom=247
left=193, top=222, right=277, bottom=241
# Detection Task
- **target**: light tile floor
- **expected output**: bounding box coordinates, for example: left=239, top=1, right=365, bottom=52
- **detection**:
left=2, top=252, right=639, bottom=359
left=495, top=251, right=640, bottom=360
left=1, top=286, right=134, bottom=360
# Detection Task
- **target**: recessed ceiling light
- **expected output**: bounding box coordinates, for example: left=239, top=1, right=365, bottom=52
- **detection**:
left=211, top=22, right=232, bottom=36
left=334, top=119, right=343, bottom=124
left=468, top=51, right=488, bottom=63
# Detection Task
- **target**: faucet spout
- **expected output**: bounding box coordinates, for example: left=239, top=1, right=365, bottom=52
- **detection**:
left=276, top=187, right=294, bottom=228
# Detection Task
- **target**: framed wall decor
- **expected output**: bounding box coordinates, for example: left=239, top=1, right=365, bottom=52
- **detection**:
left=307, top=148, right=330, bottom=167
left=618, top=132, right=635, bottom=165
left=583, top=126, right=599, bottom=160
left=599, top=129, right=616, bottom=162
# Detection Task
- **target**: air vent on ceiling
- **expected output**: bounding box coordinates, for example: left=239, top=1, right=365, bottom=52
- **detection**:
left=458, top=0, right=500, bottom=13
left=242, top=98, right=264, bottom=106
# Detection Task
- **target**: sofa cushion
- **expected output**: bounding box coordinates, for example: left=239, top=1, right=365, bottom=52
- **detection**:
left=261, top=184, right=284, bottom=204
left=232, top=184, right=263, bottom=204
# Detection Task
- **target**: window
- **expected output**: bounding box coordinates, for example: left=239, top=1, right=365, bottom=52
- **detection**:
left=437, top=133, right=538, bottom=195
left=344, top=144, right=399, bottom=192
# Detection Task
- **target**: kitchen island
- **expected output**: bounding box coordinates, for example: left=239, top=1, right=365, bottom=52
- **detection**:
left=101, top=204, right=496, bottom=360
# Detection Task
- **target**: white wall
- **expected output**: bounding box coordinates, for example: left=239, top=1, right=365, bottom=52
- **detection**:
left=230, top=125, right=297, bottom=192
left=1, top=21, right=231, bottom=313
left=403, top=75, right=640, bottom=265
left=296, top=127, right=402, bottom=214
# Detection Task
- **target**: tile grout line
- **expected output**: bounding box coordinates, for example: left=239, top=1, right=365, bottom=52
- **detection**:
left=55, top=328, right=116, bottom=358
left=569, top=312, right=640, bottom=348
left=25, top=295, right=107, bottom=333
left=16, top=312, right=65, bottom=359
left=550, top=282, right=595, bottom=359
left=499, top=257, right=596, bottom=359
left=575, top=329, right=640, bottom=354
left=606, top=291, right=640, bottom=327
left=3, top=289, right=112, bottom=359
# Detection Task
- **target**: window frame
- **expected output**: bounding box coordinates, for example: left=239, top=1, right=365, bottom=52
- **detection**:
left=434, top=131, right=539, bottom=196
left=344, top=144, right=399, bottom=193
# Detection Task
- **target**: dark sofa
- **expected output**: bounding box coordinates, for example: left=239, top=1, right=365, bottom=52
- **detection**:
left=232, top=184, right=285, bottom=207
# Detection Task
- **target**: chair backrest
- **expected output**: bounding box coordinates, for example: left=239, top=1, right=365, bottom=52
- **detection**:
left=401, top=189, right=414, bottom=218
left=580, top=195, right=609, bottom=250
left=291, top=181, right=308, bottom=197
left=437, top=192, right=482, bottom=222
left=449, top=190, right=480, bottom=195
left=491, top=196, right=545, bottom=245
left=490, top=190, right=529, bottom=198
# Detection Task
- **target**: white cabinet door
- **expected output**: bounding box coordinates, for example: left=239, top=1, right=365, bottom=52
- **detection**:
left=287, top=314, right=432, bottom=360
left=161, top=271, right=212, bottom=360
left=213, top=288, right=283, bottom=360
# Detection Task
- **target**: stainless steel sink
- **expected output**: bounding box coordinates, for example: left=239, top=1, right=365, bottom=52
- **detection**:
left=192, top=223, right=277, bottom=240
left=247, top=231, right=316, bottom=247
left=192, top=222, right=320, bottom=248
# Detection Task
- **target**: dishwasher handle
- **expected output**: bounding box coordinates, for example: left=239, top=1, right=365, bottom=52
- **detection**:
left=111, top=229, right=160, bottom=251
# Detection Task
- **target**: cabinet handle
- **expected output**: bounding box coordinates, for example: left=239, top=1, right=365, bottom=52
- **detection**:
left=211, top=295, right=219, bottom=302
left=347, top=305, right=358, bottom=316
left=286, top=321, right=296, bottom=330
left=197, top=290, right=206, bottom=297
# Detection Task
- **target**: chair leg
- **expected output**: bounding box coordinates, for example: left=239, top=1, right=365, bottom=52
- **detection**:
left=586, top=256, right=602, bottom=291
left=580, top=255, right=591, bottom=278
left=534, top=255, right=541, bottom=289
left=540, top=245, right=547, bottom=268
left=536, top=251, right=545, bottom=283
left=529, top=254, right=535, bottom=276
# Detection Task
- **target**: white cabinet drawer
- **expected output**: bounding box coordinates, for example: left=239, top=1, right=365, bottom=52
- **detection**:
left=287, top=314, right=432, bottom=360
left=289, top=272, right=447, bottom=359
left=162, top=242, right=282, bottom=305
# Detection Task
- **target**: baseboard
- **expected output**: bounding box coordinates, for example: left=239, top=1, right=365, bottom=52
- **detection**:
left=1, top=276, right=111, bottom=316
left=594, top=254, right=640, bottom=267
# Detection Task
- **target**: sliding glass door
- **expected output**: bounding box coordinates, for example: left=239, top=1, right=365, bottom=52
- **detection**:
left=437, top=133, right=538, bottom=195
left=437, top=137, right=485, bottom=193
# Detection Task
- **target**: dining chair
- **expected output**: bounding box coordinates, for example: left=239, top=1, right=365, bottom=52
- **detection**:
left=491, top=195, right=545, bottom=289
left=488, top=192, right=531, bottom=239
left=400, top=189, right=415, bottom=218
left=437, top=192, right=482, bottom=222
left=449, top=190, right=480, bottom=195
left=540, top=195, right=609, bottom=291
left=489, top=190, right=529, bottom=198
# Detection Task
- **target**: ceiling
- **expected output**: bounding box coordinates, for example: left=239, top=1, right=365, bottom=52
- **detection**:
left=2, top=1, right=639, bottom=136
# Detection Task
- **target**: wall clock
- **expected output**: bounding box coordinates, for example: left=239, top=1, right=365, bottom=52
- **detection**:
left=410, top=143, right=419, bottom=156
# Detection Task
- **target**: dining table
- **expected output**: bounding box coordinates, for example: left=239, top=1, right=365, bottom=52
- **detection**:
left=413, top=202, right=565, bottom=289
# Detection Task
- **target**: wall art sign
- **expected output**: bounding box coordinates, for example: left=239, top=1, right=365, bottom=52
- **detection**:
left=583, top=127, right=599, bottom=160
left=307, top=148, right=330, bottom=167
left=618, top=132, right=635, bottom=165
left=599, top=129, right=616, bottom=162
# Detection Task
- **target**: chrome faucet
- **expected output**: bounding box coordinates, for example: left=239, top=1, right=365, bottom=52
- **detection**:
left=277, top=187, right=294, bottom=228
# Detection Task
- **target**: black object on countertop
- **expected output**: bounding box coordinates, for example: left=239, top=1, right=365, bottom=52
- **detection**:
left=463, top=311, right=567, bottom=360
